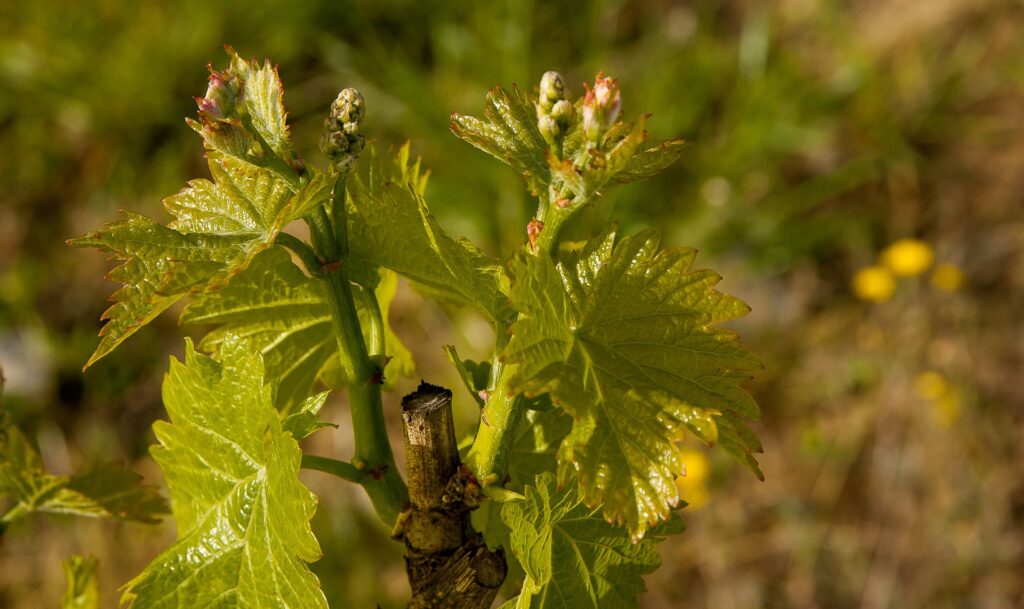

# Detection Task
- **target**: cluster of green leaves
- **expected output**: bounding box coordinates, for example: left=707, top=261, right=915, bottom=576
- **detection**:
left=451, top=86, right=684, bottom=201
left=67, top=48, right=761, bottom=608
left=452, top=78, right=762, bottom=539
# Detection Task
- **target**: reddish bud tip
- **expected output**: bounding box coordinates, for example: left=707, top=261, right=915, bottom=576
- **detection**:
left=527, top=218, right=544, bottom=251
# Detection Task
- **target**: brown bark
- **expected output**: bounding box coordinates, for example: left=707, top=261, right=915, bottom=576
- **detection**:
left=395, top=382, right=507, bottom=609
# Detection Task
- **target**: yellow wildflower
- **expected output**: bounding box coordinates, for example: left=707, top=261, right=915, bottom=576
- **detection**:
left=676, top=448, right=710, bottom=510
left=852, top=266, right=896, bottom=302
left=933, top=393, right=961, bottom=428
left=913, top=371, right=961, bottom=428
left=931, top=263, right=964, bottom=292
left=880, top=238, right=934, bottom=277
left=913, top=371, right=948, bottom=400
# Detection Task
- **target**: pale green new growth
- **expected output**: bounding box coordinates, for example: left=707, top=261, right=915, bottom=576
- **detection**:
left=69, top=160, right=331, bottom=369
left=189, top=48, right=293, bottom=164
left=122, top=336, right=326, bottom=608
left=452, top=83, right=684, bottom=202
left=282, top=391, right=335, bottom=440
left=501, top=473, right=681, bottom=609
left=451, top=85, right=551, bottom=196
left=70, top=46, right=333, bottom=369
left=503, top=229, right=762, bottom=538
left=0, top=415, right=167, bottom=524
left=62, top=555, right=99, bottom=609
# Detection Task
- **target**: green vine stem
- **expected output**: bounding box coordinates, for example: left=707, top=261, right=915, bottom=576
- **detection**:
left=466, top=198, right=577, bottom=484
left=301, top=455, right=366, bottom=483
left=310, top=179, right=409, bottom=526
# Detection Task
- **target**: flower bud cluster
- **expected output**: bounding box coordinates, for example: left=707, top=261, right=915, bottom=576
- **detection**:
left=190, top=63, right=253, bottom=159
left=196, top=66, right=244, bottom=122
left=582, top=72, right=621, bottom=145
left=536, top=71, right=574, bottom=151
left=320, top=88, right=366, bottom=173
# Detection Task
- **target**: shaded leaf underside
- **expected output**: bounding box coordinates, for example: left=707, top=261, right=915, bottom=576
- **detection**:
left=501, top=473, right=682, bottom=609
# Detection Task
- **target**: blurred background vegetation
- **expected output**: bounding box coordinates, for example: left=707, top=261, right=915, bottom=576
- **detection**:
left=1, top=0, right=1022, bottom=607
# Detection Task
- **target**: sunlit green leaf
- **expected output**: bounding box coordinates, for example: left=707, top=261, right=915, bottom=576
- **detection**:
left=450, top=85, right=550, bottom=196
left=606, top=138, right=686, bottom=186
left=121, top=336, right=326, bottom=609
left=282, top=392, right=335, bottom=440
left=181, top=248, right=413, bottom=412
left=70, top=49, right=332, bottom=368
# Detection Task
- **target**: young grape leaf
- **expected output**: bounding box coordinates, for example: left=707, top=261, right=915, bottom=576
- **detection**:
left=282, top=391, right=335, bottom=440
left=472, top=408, right=573, bottom=597
left=227, top=49, right=291, bottom=158
left=186, top=47, right=293, bottom=163
left=605, top=138, right=686, bottom=186
left=503, top=229, right=762, bottom=538
left=180, top=248, right=413, bottom=412
left=561, top=115, right=685, bottom=189
left=550, top=117, right=648, bottom=201
left=450, top=85, right=551, bottom=196
left=501, top=473, right=683, bottom=609
left=121, top=336, right=327, bottom=609
left=453, top=83, right=684, bottom=202
left=346, top=144, right=511, bottom=323
left=71, top=47, right=333, bottom=368
left=0, top=415, right=167, bottom=525
left=62, top=555, right=99, bottom=609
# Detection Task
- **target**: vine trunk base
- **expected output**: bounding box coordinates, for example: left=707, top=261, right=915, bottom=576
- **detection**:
left=395, top=382, right=507, bottom=609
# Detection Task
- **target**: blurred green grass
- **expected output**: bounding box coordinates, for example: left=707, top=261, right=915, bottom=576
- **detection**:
left=1, top=0, right=1022, bottom=607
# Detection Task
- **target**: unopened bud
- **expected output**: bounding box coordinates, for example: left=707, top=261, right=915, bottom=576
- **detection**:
left=582, top=72, right=621, bottom=144
left=550, top=100, right=573, bottom=128
left=329, top=88, right=365, bottom=127
left=321, top=88, right=366, bottom=173
left=199, top=66, right=244, bottom=121
left=536, top=71, right=573, bottom=151
left=538, top=71, right=565, bottom=113
left=537, top=114, right=559, bottom=147
left=527, top=218, right=544, bottom=251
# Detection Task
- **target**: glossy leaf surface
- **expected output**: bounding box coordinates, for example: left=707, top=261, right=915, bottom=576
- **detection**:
left=122, top=336, right=326, bottom=608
